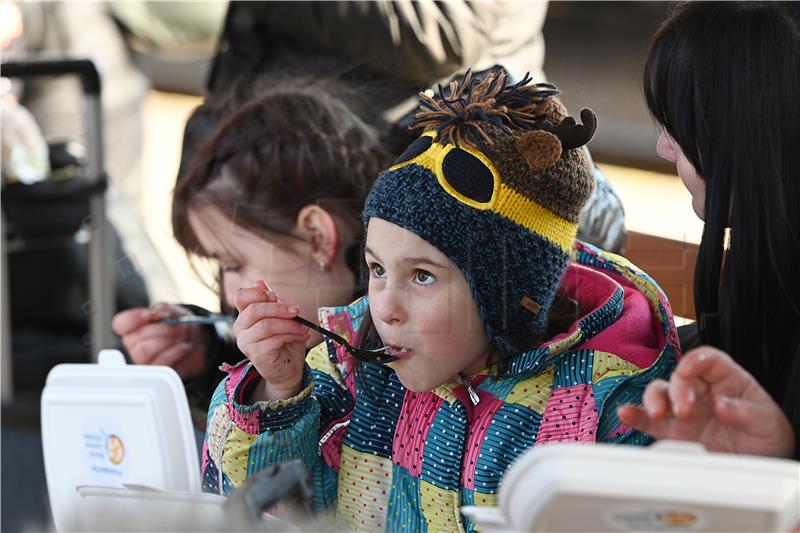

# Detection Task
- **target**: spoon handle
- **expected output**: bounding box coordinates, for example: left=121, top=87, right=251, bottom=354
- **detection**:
left=293, top=315, right=354, bottom=351
left=292, top=315, right=395, bottom=363
left=159, top=315, right=228, bottom=326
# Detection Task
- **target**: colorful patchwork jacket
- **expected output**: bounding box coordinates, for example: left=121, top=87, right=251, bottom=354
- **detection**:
left=202, top=242, right=680, bottom=532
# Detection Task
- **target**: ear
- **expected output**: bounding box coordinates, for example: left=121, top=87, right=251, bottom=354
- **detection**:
left=295, top=205, right=340, bottom=269
left=515, top=130, right=562, bottom=172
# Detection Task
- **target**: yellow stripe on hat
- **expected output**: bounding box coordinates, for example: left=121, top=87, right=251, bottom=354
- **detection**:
left=494, top=183, right=578, bottom=253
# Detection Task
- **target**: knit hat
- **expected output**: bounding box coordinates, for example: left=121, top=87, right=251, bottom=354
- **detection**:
left=363, top=69, right=596, bottom=355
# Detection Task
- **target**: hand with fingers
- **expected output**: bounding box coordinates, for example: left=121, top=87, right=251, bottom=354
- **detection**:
left=233, top=280, right=310, bottom=403
left=111, top=303, right=209, bottom=380
left=618, top=346, right=796, bottom=458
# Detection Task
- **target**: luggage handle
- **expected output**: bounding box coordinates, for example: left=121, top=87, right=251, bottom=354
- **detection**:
left=2, top=56, right=112, bottom=365
left=3, top=57, right=100, bottom=96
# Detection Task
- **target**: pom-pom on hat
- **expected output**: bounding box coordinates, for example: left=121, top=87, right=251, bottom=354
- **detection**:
left=363, top=68, right=597, bottom=354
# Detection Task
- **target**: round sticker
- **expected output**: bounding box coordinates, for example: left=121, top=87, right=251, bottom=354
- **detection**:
left=82, top=417, right=129, bottom=484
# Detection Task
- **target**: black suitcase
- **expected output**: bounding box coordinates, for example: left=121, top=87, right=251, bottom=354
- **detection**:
left=2, top=58, right=147, bottom=397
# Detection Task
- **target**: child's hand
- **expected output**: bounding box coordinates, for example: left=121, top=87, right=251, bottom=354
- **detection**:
left=233, top=280, right=310, bottom=402
left=618, top=346, right=795, bottom=458
left=111, top=303, right=208, bottom=380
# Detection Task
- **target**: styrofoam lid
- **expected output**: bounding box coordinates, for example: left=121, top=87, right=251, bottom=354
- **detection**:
left=463, top=441, right=800, bottom=532
left=41, top=350, right=200, bottom=532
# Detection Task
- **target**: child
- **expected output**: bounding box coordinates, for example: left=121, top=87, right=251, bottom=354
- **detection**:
left=203, top=71, right=680, bottom=531
left=112, top=79, right=388, bottom=414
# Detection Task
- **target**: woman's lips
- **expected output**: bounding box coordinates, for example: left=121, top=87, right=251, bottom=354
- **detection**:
left=386, top=345, right=414, bottom=358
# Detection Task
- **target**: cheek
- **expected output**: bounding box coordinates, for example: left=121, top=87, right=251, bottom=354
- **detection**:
left=265, top=284, right=318, bottom=320
left=413, top=298, right=482, bottom=348
left=408, top=293, right=454, bottom=336
left=676, top=159, right=706, bottom=213
left=245, top=243, right=310, bottom=288
left=688, top=174, right=706, bottom=201
left=418, top=312, right=455, bottom=339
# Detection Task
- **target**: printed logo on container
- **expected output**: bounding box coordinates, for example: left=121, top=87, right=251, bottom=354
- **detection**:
left=605, top=506, right=704, bottom=531
left=82, top=418, right=129, bottom=484
left=105, top=434, right=126, bottom=465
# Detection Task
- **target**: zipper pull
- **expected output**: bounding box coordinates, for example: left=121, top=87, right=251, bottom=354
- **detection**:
left=459, top=373, right=481, bottom=405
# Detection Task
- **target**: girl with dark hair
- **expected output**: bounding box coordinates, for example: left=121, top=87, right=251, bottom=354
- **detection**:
left=111, top=79, right=388, bottom=411
left=618, top=1, right=799, bottom=459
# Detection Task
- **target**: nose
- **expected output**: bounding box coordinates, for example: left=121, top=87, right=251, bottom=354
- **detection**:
left=656, top=130, right=677, bottom=162
left=222, top=273, right=244, bottom=309
left=372, top=284, right=406, bottom=326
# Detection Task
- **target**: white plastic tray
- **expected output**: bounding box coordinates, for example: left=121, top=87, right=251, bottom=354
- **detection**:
left=462, top=440, right=800, bottom=532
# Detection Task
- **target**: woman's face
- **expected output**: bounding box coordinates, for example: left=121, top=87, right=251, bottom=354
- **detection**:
left=656, top=129, right=707, bottom=220
left=365, top=217, right=491, bottom=392
left=187, top=205, right=356, bottom=346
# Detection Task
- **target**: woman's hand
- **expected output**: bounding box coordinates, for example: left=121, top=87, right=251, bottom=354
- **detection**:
left=618, top=346, right=795, bottom=458
left=111, top=303, right=208, bottom=380
left=233, top=280, right=310, bottom=402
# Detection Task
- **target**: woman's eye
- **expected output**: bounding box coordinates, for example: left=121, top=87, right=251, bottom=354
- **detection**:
left=414, top=270, right=435, bottom=285
left=220, top=263, right=241, bottom=273
left=369, top=263, right=386, bottom=278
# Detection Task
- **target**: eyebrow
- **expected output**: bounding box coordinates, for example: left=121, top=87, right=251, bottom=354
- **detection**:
left=364, top=245, right=448, bottom=269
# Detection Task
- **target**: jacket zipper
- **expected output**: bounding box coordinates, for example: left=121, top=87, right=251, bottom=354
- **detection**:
left=458, top=373, right=481, bottom=405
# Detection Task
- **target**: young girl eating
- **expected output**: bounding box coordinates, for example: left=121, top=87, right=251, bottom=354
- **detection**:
left=203, top=71, right=680, bottom=531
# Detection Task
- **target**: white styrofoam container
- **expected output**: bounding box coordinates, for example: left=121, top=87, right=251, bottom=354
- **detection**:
left=72, top=485, right=296, bottom=532
left=73, top=485, right=228, bottom=532
left=41, top=350, right=200, bottom=531
left=462, top=440, right=800, bottom=532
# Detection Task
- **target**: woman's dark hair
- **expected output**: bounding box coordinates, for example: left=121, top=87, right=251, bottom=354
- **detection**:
left=644, top=2, right=800, bottom=443
left=172, top=77, right=389, bottom=270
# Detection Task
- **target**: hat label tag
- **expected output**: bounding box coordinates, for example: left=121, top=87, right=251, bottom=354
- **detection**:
left=521, top=295, right=542, bottom=314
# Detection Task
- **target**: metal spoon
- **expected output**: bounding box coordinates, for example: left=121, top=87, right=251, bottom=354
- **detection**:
left=160, top=314, right=395, bottom=364
left=158, top=315, right=230, bottom=325
left=292, top=315, right=396, bottom=364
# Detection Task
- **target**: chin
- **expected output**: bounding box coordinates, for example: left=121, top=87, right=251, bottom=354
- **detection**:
left=399, top=381, right=432, bottom=393
left=392, top=367, right=438, bottom=392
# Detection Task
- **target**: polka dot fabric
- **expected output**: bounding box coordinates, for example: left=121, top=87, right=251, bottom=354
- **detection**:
left=201, top=243, right=681, bottom=532
left=393, top=392, right=445, bottom=478
left=337, top=445, right=393, bottom=531
left=536, top=385, right=599, bottom=444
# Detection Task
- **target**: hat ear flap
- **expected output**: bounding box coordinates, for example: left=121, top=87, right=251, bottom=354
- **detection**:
left=516, top=130, right=562, bottom=172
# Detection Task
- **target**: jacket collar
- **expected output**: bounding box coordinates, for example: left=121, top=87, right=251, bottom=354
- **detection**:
left=504, top=262, right=624, bottom=376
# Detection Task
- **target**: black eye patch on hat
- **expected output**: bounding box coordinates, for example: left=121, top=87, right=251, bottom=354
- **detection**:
left=441, top=148, right=494, bottom=203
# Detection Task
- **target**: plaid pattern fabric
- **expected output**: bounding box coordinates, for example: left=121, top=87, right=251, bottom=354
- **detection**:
left=202, top=242, right=680, bottom=532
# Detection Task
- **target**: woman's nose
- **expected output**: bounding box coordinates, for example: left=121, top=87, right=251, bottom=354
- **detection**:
left=222, top=274, right=243, bottom=309
left=373, top=286, right=406, bottom=326
left=656, top=130, right=677, bottom=162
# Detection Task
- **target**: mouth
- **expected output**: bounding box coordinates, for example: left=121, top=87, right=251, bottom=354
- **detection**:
left=385, top=344, right=414, bottom=358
